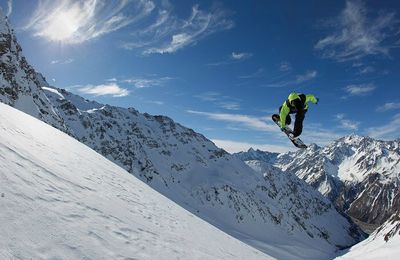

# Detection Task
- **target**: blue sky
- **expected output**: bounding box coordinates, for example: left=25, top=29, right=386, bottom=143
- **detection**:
left=2, top=0, right=400, bottom=152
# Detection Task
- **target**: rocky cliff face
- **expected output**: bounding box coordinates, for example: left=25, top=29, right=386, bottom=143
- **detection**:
left=0, top=9, right=66, bottom=131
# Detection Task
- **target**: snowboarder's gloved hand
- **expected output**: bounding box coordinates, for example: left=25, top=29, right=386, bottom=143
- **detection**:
left=315, top=97, right=319, bottom=104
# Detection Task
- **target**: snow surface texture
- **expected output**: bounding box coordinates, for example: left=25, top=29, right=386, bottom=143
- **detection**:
left=336, top=213, right=400, bottom=260
left=0, top=103, right=268, bottom=260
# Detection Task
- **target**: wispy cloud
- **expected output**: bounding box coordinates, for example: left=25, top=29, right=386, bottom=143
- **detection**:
left=194, top=92, right=241, bottom=110
left=187, top=110, right=277, bottom=132
left=24, top=0, right=154, bottom=44
left=358, top=66, right=375, bottom=74
left=344, top=83, right=375, bottom=96
left=207, top=51, right=252, bottom=66
left=264, top=70, right=317, bottom=88
left=366, top=113, right=400, bottom=139
left=51, top=58, right=74, bottom=65
left=301, top=125, right=344, bottom=146
left=231, top=52, right=252, bottom=60
left=218, top=102, right=241, bottom=111
left=212, top=139, right=292, bottom=153
left=335, top=114, right=360, bottom=130
left=123, top=76, right=172, bottom=89
left=238, top=68, right=264, bottom=79
left=296, top=70, right=318, bottom=83
left=189, top=110, right=348, bottom=149
left=195, top=91, right=221, bottom=102
left=376, top=102, right=400, bottom=112
left=77, top=83, right=129, bottom=97
left=124, top=4, right=234, bottom=54
left=315, top=0, right=399, bottom=62
left=6, top=0, right=12, bottom=17
left=279, top=61, right=292, bottom=72
left=146, top=100, right=164, bottom=105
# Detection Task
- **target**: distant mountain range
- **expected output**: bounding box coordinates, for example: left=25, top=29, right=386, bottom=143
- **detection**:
left=234, top=135, right=400, bottom=233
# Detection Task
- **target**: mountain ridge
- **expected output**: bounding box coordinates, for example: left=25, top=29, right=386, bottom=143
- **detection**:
left=235, top=134, right=400, bottom=232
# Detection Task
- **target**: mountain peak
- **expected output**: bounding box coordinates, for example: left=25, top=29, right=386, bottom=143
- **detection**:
left=340, top=134, right=369, bottom=144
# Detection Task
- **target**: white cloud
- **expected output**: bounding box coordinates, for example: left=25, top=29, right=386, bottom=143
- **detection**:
left=376, top=102, right=400, bottom=112
left=194, top=92, right=241, bottom=110
left=231, top=52, right=252, bottom=60
left=146, top=100, right=164, bottom=105
left=315, top=0, right=399, bottom=62
left=24, top=0, right=155, bottom=44
left=218, top=101, right=241, bottom=111
left=335, top=113, right=360, bottom=130
left=358, top=66, right=375, bottom=74
left=212, top=139, right=292, bottom=153
left=265, top=70, right=317, bottom=88
left=207, top=51, right=252, bottom=66
left=366, top=113, right=400, bottom=139
left=51, top=58, right=74, bottom=65
left=125, top=4, right=234, bottom=54
left=123, top=76, right=172, bottom=88
left=344, top=83, right=375, bottom=96
left=295, top=70, right=317, bottom=83
left=77, top=83, right=129, bottom=97
left=279, top=61, right=292, bottom=72
left=238, top=68, right=264, bottom=79
left=352, top=62, right=363, bottom=67
left=187, top=110, right=277, bottom=132
left=294, top=122, right=346, bottom=146
left=195, top=91, right=221, bottom=102
left=6, top=0, right=12, bottom=17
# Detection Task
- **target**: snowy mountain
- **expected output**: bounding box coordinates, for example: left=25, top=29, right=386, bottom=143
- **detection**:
left=0, top=102, right=268, bottom=259
left=0, top=9, right=66, bottom=131
left=42, top=85, right=364, bottom=259
left=235, top=135, right=400, bottom=232
left=0, top=9, right=364, bottom=259
left=235, top=147, right=279, bottom=164
left=336, top=213, right=400, bottom=259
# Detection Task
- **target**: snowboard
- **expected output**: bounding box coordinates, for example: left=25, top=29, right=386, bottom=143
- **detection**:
left=272, top=114, right=307, bottom=149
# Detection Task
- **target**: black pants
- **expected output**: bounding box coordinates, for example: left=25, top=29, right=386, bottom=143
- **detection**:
left=278, top=106, right=307, bottom=137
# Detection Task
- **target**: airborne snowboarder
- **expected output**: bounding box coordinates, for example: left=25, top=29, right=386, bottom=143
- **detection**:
left=272, top=93, right=318, bottom=148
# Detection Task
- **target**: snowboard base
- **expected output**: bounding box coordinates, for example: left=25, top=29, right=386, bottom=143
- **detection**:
left=272, top=115, right=307, bottom=149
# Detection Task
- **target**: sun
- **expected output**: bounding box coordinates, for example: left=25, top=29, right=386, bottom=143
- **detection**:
left=37, top=8, right=82, bottom=43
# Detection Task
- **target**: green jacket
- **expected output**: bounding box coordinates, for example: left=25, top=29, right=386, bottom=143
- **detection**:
left=279, top=93, right=318, bottom=128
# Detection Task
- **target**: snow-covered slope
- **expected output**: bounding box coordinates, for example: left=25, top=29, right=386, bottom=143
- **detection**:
left=0, top=9, right=66, bottom=131
left=0, top=102, right=268, bottom=259
left=235, top=136, right=400, bottom=230
left=336, top=213, right=400, bottom=260
left=42, top=86, right=364, bottom=259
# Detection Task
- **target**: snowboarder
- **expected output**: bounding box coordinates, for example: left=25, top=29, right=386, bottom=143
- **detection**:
left=273, top=93, right=318, bottom=139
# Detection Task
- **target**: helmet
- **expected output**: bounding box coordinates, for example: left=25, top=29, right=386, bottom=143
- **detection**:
left=288, top=93, right=300, bottom=106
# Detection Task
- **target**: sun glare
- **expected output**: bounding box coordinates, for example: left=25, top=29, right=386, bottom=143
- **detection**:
left=43, top=10, right=80, bottom=43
